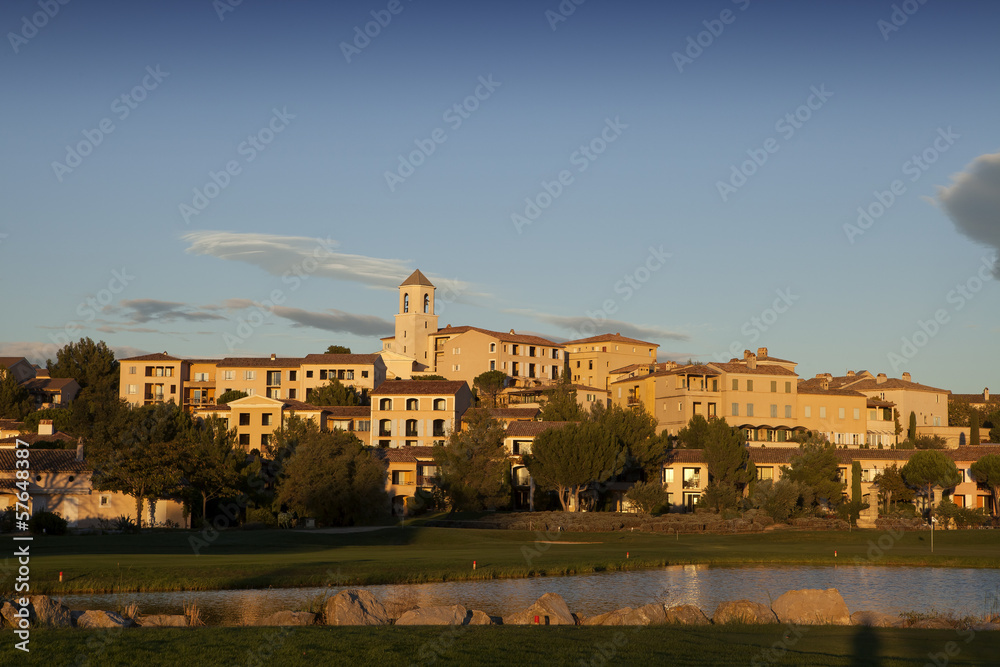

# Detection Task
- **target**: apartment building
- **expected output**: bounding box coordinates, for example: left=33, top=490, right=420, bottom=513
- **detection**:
left=504, top=420, right=575, bottom=509
left=374, top=446, right=439, bottom=514
left=796, top=377, right=869, bottom=447
left=194, top=395, right=326, bottom=452
left=823, top=371, right=950, bottom=429
left=299, top=353, right=386, bottom=400
left=431, top=326, right=565, bottom=387
left=119, top=352, right=185, bottom=406
left=564, top=333, right=658, bottom=391
left=370, top=380, right=472, bottom=448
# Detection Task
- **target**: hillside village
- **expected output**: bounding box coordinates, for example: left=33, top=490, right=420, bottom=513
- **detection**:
left=2, top=270, right=999, bottom=528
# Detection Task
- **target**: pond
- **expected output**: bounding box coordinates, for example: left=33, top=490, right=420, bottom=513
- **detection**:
left=59, top=565, right=1000, bottom=625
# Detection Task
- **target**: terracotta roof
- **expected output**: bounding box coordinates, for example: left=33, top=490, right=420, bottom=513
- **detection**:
left=572, top=385, right=608, bottom=393
left=281, top=399, right=325, bottom=412
left=0, top=431, right=76, bottom=446
left=663, top=364, right=720, bottom=377
left=400, top=269, right=434, bottom=287
left=664, top=445, right=1000, bottom=466
left=323, top=406, right=373, bottom=418
left=0, top=420, right=25, bottom=431
left=563, top=333, right=659, bottom=347
left=120, top=353, right=183, bottom=362
left=216, top=357, right=305, bottom=368
left=434, top=326, right=563, bottom=347
left=465, top=407, right=540, bottom=420
left=0, top=357, right=29, bottom=368
left=843, top=378, right=950, bottom=395
left=301, top=353, right=382, bottom=365
left=184, top=358, right=223, bottom=365
left=951, top=393, right=999, bottom=404
left=797, top=378, right=866, bottom=397
left=23, top=377, right=78, bottom=392
left=374, top=445, right=439, bottom=463
left=371, top=380, right=468, bottom=396
left=0, top=448, right=88, bottom=472
left=866, top=398, right=895, bottom=408
left=709, top=362, right=798, bottom=377
left=758, top=355, right=797, bottom=364
left=505, top=421, right=575, bottom=438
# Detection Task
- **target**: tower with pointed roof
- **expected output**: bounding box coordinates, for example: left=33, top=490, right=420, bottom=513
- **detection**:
left=393, top=269, right=438, bottom=367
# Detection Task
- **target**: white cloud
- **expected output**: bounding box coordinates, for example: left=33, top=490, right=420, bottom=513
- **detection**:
left=271, top=306, right=394, bottom=337
left=0, top=341, right=150, bottom=366
left=938, top=151, right=1000, bottom=275
left=525, top=312, right=690, bottom=342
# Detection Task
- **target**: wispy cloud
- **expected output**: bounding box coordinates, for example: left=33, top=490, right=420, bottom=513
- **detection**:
left=271, top=306, right=394, bottom=337
left=937, top=151, right=1000, bottom=275
left=117, top=299, right=229, bottom=324
left=0, top=341, right=150, bottom=365
left=515, top=310, right=690, bottom=342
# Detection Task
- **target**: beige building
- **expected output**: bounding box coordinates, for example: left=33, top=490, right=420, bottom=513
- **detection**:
left=120, top=352, right=185, bottom=407
left=370, top=380, right=472, bottom=448
left=374, top=446, right=439, bottom=514
left=564, top=333, right=658, bottom=391
left=796, top=378, right=869, bottom=447
left=299, top=353, right=386, bottom=400
left=822, top=371, right=950, bottom=430
left=195, top=395, right=326, bottom=452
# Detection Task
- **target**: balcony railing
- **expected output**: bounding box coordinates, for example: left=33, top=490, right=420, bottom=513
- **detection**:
left=682, top=478, right=701, bottom=489
left=379, top=429, right=392, bottom=437
left=405, top=428, right=419, bottom=437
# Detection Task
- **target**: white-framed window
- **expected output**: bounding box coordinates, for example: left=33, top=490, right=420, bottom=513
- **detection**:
left=100, top=495, right=110, bottom=507
left=854, top=408, right=860, bottom=420
left=662, top=468, right=675, bottom=484
left=129, top=366, right=136, bottom=374
left=245, top=370, right=256, bottom=380
left=819, top=407, right=827, bottom=419
left=839, top=407, right=846, bottom=419
left=127, top=384, right=137, bottom=395
left=224, top=370, right=235, bottom=380
left=490, top=343, right=496, bottom=352
left=452, top=364, right=461, bottom=371
left=731, top=403, right=739, bottom=416
left=804, top=406, right=811, bottom=418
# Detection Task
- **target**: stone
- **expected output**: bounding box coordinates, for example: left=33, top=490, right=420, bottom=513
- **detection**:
left=970, top=622, right=1000, bottom=632
left=503, top=593, right=576, bottom=626
left=75, top=610, right=134, bottom=629
left=771, top=589, right=851, bottom=625
left=664, top=604, right=711, bottom=625
left=850, top=611, right=897, bottom=628
left=2, top=601, right=31, bottom=628
left=468, top=610, right=494, bottom=625
left=324, top=589, right=391, bottom=626
left=139, top=614, right=190, bottom=628
left=912, top=618, right=955, bottom=629
left=259, top=611, right=316, bottom=626
left=396, top=605, right=472, bottom=626
left=29, top=596, right=73, bottom=628
left=713, top=600, right=778, bottom=625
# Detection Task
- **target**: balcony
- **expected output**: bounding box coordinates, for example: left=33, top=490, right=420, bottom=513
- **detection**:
left=682, top=477, right=701, bottom=489
left=379, top=428, right=392, bottom=437
left=417, top=475, right=435, bottom=487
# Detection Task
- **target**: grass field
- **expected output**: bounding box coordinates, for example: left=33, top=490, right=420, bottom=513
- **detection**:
left=7, top=523, right=1000, bottom=594
left=3, top=625, right=998, bottom=666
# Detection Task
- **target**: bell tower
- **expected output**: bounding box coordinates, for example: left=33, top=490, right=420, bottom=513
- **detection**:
left=394, top=269, right=437, bottom=363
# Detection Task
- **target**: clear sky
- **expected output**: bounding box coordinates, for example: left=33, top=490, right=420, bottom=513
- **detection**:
left=2, top=0, right=998, bottom=392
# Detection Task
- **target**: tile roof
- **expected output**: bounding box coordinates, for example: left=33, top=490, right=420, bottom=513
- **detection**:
left=505, top=421, right=575, bottom=438
left=709, top=362, right=799, bottom=376
left=562, top=333, right=659, bottom=347
left=951, top=392, right=999, bottom=404
left=0, top=432, right=76, bottom=446
left=400, top=269, right=434, bottom=287
left=120, top=353, right=183, bottom=362
left=465, top=407, right=540, bottom=420
left=301, top=353, right=382, bottom=365
left=23, top=377, right=78, bottom=391
left=374, top=445, right=439, bottom=463
left=796, top=378, right=866, bottom=397
left=371, top=380, right=468, bottom=396
left=435, top=326, right=564, bottom=347
left=663, top=445, right=1000, bottom=466
left=0, top=419, right=25, bottom=431
left=572, top=385, right=608, bottom=393
left=216, top=357, right=305, bottom=368
left=844, top=378, right=950, bottom=394
left=323, top=406, right=373, bottom=418
left=0, top=448, right=89, bottom=472
left=758, top=355, right=797, bottom=364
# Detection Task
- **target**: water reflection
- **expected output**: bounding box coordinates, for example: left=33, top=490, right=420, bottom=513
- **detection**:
left=58, top=565, right=1000, bottom=626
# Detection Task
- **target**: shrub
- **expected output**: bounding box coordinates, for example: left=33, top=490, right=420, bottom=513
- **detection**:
left=625, top=481, right=669, bottom=514
left=750, top=479, right=801, bottom=523
left=246, top=506, right=278, bottom=527
left=114, top=515, right=138, bottom=534
left=29, top=511, right=68, bottom=535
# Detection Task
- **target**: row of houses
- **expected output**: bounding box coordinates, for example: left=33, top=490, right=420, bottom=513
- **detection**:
left=0, top=356, right=80, bottom=409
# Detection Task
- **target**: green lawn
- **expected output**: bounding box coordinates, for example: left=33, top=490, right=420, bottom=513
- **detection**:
left=3, top=626, right=998, bottom=666
left=6, top=524, right=999, bottom=595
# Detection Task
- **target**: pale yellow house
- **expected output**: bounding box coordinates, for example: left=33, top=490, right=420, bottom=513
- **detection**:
left=370, top=380, right=472, bottom=448
left=119, top=352, right=185, bottom=407
left=796, top=377, right=869, bottom=447
left=374, top=445, right=439, bottom=514
left=564, top=333, right=658, bottom=391
left=182, top=359, right=221, bottom=410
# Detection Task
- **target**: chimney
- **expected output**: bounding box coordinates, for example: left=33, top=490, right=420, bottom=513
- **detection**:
left=76, top=437, right=84, bottom=462
left=876, top=373, right=887, bottom=384
left=270, top=353, right=276, bottom=361
left=846, top=370, right=855, bottom=377
left=821, top=378, right=829, bottom=390
left=757, top=347, right=768, bottom=358
left=744, top=350, right=757, bottom=370
left=37, top=419, right=54, bottom=436
left=902, top=372, right=911, bottom=382
left=985, top=388, right=990, bottom=401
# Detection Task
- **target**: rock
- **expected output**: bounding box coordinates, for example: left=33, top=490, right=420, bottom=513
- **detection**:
left=912, top=618, right=955, bottom=629
left=29, top=596, right=73, bottom=628
left=396, top=605, right=472, bottom=626
left=259, top=611, right=316, bottom=626
left=324, top=589, right=391, bottom=626
left=582, top=607, right=641, bottom=626
left=771, top=589, right=851, bottom=625
left=468, top=610, right=494, bottom=625
left=970, top=622, right=1000, bottom=632
left=383, top=599, right=420, bottom=622
left=75, top=610, right=134, bottom=629
left=2, top=601, right=31, bottom=628
left=503, top=593, right=576, bottom=626
left=664, top=604, right=711, bottom=625
left=139, top=614, right=190, bottom=628
left=713, top=600, right=778, bottom=625
left=850, top=611, right=897, bottom=628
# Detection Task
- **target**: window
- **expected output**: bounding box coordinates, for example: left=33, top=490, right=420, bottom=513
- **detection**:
left=246, top=388, right=255, bottom=396
left=854, top=408, right=860, bottom=420
left=379, top=398, right=392, bottom=410
left=357, top=420, right=370, bottom=432
left=511, top=362, right=519, bottom=376
left=785, top=382, right=791, bottom=393
left=732, top=379, right=738, bottom=391
left=770, top=381, right=777, bottom=392
left=392, top=470, right=412, bottom=485
left=100, top=495, right=110, bottom=507
left=747, top=404, right=754, bottom=417
left=490, top=342, right=496, bottom=353
left=552, top=349, right=558, bottom=359
left=239, top=413, right=250, bottom=426
left=320, top=370, right=328, bottom=380
left=406, top=399, right=418, bottom=411
left=785, top=405, right=792, bottom=419
left=576, top=361, right=581, bottom=368
left=452, top=364, right=461, bottom=372
left=194, top=372, right=209, bottom=382
left=839, top=407, right=846, bottom=419
left=662, top=468, right=675, bottom=484
left=528, top=363, right=536, bottom=378
left=260, top=433, right=269, bottom=447
left=289, top=370, right=297, bottom=381
left=804, top=406, right=811, bottom=418
left=433, top=399, right=446, bottom=410
left=712, top=379, right=718, bottom=391
left=512, top=344, right=519, bottom=355
left=244, top=370, right=256, bottom=381
left=819, top=407, right=827, bottom=419
left=306, top=370, right=313, bottom=378
left=770, top=404, right=778, bottom=418
left=403, top=294, right=409, bottom=313
left=379, top=419, right=392, bottom=436
left=423, top=294, right=430, bottom=313
left=529, top=346, right=536, bottom=357
left=757, top=467, right=774, bottom=481
left=224, top=370, right=235, bottom=381
left=490, top=360, right=496, bottom=371
left=129, top=366, right=136, bottom=374
left=747, top=380, right=754, bottom=392
left=731, top=403, right=739, bottom=416
left=588, top=360, right=593, bottom=370
left=267, top=371, right=281, bottom=385
left=405, top=419, right=418, bottom=437
left=262, top=413, right=272, bottom=426
left=127, top=384, right=137, bottom=395
left=682, top=467, right=701, bottom=489
left=362, top=370, right=369, bottom=378
left=288, top=388, right=296, bottom=399
left=238, top=433, right=250, bottom=446
left=432, top=419, right=446, bottom=437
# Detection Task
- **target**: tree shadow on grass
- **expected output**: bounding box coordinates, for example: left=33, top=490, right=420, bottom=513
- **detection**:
left=850, top=624, right=882, bottom=667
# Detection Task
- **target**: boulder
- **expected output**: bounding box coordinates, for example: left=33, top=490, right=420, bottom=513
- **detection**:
left=582, top=607, right=644, bottom=626
left=396, top=605, right=472, bottom=626
left=383, top=599, right=420, bottom=621
left=713, top=600, right=778, bottom=625
left=1, top=601, right=30, bottom=628
left=912, top=618, right=955, bottom=629
left=324, top=589, right=391, bottom=626
left=468, top=610, right=494, bottom=625
left=664, top=604, right=711, bottom=625
left=75, top=610, right=135, bottom=629
left=970, top=622, right=1000, bottom=632
left=139, top=614, right=190, bottom=628
left=29, top=596, right=73, bottom=628
left=259, top=611, right=316, bottom=626
left=850, top=611, right=897, bottom=628
left=771, top=589, right=851, bottom=625
left=503, top=593, right=576, bottom=626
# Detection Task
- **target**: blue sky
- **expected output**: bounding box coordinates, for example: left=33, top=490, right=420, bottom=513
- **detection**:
left=1, top=0, right=998, bottom=392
